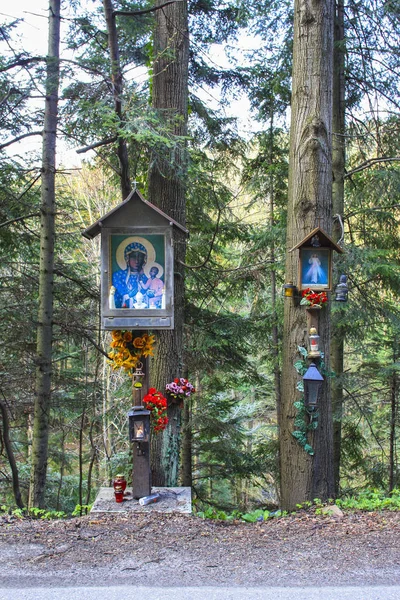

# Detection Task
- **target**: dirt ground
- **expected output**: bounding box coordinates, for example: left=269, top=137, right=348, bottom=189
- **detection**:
left=1, top=509, right=400, bottom=588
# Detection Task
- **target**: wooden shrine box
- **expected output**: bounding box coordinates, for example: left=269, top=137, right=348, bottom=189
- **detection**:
left=290, top=227, right=344, bottom=291
left=82, top=189, right=188, bottom=330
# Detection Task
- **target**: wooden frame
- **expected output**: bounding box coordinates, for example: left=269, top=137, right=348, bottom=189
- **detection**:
left=101, top=226, right=174, bottom=330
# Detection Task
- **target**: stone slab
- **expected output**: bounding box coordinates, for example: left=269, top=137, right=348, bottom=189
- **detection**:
left=91, top=487, right=191, bottom=514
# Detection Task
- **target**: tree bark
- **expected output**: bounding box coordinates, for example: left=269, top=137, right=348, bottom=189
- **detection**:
left=331, top=0, right=346, bottom=496
left=29, top=0, right=60, bottom=509
left=0, top=398, right=24, bottom=509
left=103, top=0, right=131, bottom=199
left=280, top=0, right=335, bottom=510
left=389, top=345, right=399, bottom=493
left=148, top=0, right=189, bottom=486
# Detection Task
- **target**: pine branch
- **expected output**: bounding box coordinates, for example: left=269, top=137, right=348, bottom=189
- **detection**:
left=0, top=131, right=42, bottom=150
left=114, top=1, right=183, bottom=18
left=345, top=157, right=400, bottom=178
left=76, top=136, right=117, bottom=154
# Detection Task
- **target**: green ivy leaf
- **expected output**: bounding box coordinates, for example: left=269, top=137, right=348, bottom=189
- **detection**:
left=298, top=346, right=308, bottom=358
left=292, top=431, right=306, bottom=442
left=294, top=360, right=304, bottom=374
left=304, top=444, right=314, bottom=455
left=296, top=380, right=304, bottom=392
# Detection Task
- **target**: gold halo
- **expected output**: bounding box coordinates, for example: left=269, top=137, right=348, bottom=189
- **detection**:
left=115, top=236, right=156, bottom=270
left=144, top=262, right=164, bottom=279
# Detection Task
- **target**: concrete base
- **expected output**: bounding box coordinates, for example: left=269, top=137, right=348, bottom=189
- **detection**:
left=91, top=487, right=192, bottom=514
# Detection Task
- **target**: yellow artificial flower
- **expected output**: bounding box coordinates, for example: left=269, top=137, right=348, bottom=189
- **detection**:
left=133, top=337, right=145, bottom=349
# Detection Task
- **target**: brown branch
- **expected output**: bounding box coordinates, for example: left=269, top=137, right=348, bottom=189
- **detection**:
left=114, top=0, right=182, bottom=18
left=0, top=131, right=42, bottom=151
left=345, top=156, right=400, bottom=178
left=0, top=213, right=40, bottom=229
left=76, top=136, right=117, bottom=154
left=0, top=57, right=44, bottom=73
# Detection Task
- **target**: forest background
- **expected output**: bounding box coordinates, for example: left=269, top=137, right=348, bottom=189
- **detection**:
left=0, top=0, right=399, bottom=515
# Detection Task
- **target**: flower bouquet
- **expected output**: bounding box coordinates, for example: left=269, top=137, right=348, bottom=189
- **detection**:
left=143, top=388, right=168, bottom=433
left=165, top=378, right=196, bottom=406
left=108, top=331, right=155, bottom=373
left=300, top=288, right=328, bottom=308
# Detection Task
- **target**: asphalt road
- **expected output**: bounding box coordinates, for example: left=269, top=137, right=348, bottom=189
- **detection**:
left=1, top=586, right=400, bottom=600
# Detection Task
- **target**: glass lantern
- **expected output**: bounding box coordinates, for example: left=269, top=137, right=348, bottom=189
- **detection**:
left=303, top=363, right=324, bottom=411
left=308, top=327, right=321, bottom=358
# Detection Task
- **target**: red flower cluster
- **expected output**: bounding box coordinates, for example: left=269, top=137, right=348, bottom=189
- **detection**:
left=301, top=288, right=328, bottom=307
left=143, top=388, right=168, bottom=433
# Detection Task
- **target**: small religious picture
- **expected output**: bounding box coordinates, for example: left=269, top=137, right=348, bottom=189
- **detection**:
left=109, top=234, right=165, bottom=310
left=300, top=247, right=330, bottom=290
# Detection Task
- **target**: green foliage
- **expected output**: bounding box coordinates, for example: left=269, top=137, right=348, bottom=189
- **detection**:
left=0, top=505, right=67, bottom=519
left=291, top=349, right=317, bottom=456
left=195, top=506, right=287, bottom=522
left=336, top=489, right=400, bottom=512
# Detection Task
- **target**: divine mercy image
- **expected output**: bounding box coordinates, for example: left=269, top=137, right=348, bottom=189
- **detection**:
left=109, top=234, right=165, bottom=309
left=300, top=248, right=329, bottom=288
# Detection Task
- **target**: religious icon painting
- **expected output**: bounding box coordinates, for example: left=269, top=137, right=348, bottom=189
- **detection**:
left=299, top=247, right=331, bottom=290
left=110, top=234, right=166, bottom=311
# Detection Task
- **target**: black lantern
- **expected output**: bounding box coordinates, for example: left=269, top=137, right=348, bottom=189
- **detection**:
left=128, top=406, right=150, bottom=442
left=303, top=363, right=324, bottom=410
left=335, top=274, right=348, bottom=302
left=282, top=282, right=297, bottom=298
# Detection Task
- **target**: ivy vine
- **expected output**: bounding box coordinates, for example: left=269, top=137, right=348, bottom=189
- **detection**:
left=292, top=346, right=319, bottom=456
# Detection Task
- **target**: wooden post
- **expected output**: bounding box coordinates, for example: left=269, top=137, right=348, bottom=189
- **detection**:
left=131, top=353, right=151, bottom=499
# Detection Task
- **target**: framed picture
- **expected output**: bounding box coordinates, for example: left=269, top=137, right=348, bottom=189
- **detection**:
left=299, top=247, right=331, bottom=290
left=109, top=233, right=165, bottom=310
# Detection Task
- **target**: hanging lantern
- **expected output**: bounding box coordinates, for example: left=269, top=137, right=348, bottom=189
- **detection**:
left=335, top=274, right=348, bottom=302
left=128, top=406, right=150, bottom=443
left=308, top=327, right=321, bottom=358
left=282, top=282, right=297, bottom=298
left=133, top=361, right=145, bottom=388
left=303, top=363, right=324, bottom=411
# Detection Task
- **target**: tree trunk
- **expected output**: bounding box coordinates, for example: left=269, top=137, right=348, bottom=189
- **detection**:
left=280, top=0, right=335, bottom=510
left=148, top=0, right=189, bottom=486
left=331, top=0, right=346, bottom=496
left=181, top=396, right=192, bottom=486
left=0, top=398, right=24, bottom=509
left=389, top=345, right=399, bottom=493
left=103, top=0, right=131, bottom=199
left=29, top=0, right=60, bottom=509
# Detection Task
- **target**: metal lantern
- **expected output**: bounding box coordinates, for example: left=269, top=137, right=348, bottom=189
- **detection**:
left=133, top=361, right=145, bottom=389
left=282, top=282, right=297, bottom=298
left=308, top=327, right=321, bottom=358
left=303, top=363, right=324, bottom=410
left=335, top=274, right=348, bottom=302
left=128, top=406, right=150, bottom=443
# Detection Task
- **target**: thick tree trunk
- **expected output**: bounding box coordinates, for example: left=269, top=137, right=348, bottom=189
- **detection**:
left=331, top=0, right=346, bottom=495
left=148, top=0, right=189, bottom=486
left=29, top=0, right=60, bottom=508
left=280, top=0, right=335, bottom=510
left=103, top=0, right=131, bottom=199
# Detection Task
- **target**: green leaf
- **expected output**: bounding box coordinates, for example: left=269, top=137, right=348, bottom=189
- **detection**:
left=298, top=346, right=308, bottom=358
left=294, top=360, right=304, bottom=374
